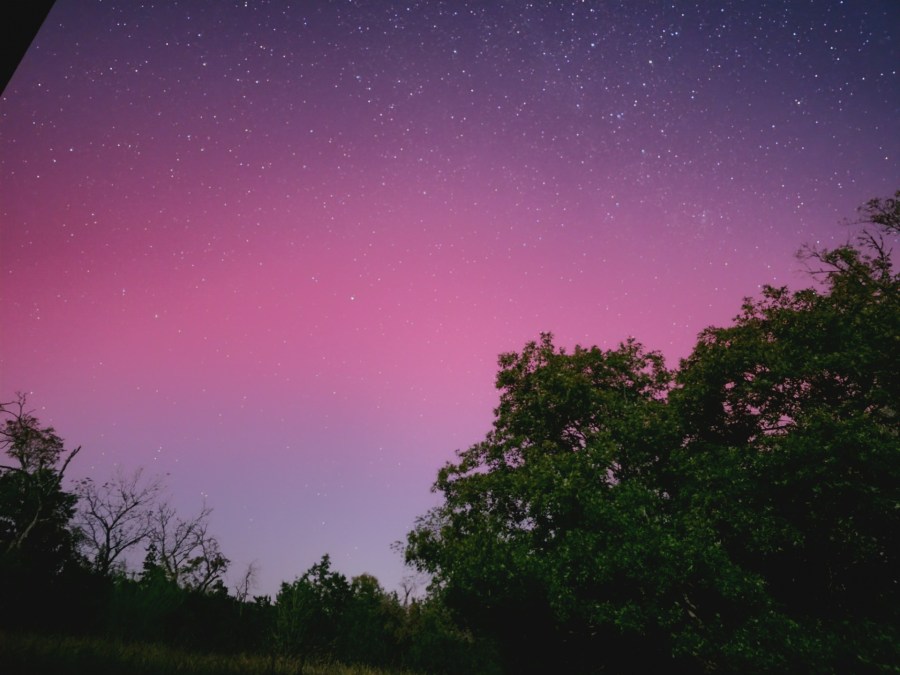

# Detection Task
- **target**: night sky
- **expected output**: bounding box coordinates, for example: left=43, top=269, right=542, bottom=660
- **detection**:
left=2, top=0, right=898, bottom=597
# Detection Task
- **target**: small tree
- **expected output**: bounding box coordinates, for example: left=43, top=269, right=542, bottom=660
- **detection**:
left=146, top=500, right=229, bottom=592
left=274, top=554, right=351, bottom=664
left=339, top=573, right=405, bottom=667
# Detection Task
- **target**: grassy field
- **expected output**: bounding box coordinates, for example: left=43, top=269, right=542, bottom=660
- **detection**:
left=0, top=631, right=416, bottom=675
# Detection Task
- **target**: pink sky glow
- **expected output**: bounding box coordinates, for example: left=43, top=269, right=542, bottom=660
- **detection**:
left=2, top=0, right=898, bottom=596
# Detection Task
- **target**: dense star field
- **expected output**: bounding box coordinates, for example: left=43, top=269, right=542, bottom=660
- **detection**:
left=1, top=0, right=898, bottom=596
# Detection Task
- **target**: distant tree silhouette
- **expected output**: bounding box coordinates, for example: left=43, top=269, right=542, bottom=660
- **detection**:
left=74, top=467, right=166, bottom=576
left=146, top=499, right=229, bottom=593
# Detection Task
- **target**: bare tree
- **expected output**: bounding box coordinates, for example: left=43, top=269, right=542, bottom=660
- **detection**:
left=74, top=467, right=166, bottom=576
left=392, top=539, right=428, bottom=606
left=147, top=500, right=230, bottom=593
left=233, top=559, right=261, bottom=603
left=398, top=573, right=429, bottom=607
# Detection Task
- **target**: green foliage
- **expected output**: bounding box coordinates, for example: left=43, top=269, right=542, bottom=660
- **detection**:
left=275, top=554, right=354, bottom=661
left=399, top=598, right=501, bottom=675
left=274, top=557, right=403, bottom=667
left=405, top=193, right=900, bottom=672
left=670, top=209, right=900, bottom=670
left=272, top=555, right=498, bottom=672
left=406, top=337, right=686, bottom=671
left=0, top=396, right=81, bottom=574
left=341, top=574, right=405, bottom=667
left=0, top=396, right=84, bottom=632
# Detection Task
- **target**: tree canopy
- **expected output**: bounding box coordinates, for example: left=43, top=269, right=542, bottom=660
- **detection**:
left=405, top=193, right=899, bottom=673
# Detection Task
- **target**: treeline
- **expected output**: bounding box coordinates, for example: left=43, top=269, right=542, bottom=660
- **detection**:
left=2, top=192, right=898, bottom=674
left=0, top=398, right=496, bottom=673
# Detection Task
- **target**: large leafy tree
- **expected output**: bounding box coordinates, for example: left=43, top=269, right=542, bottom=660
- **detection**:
left=406, top=337, right=691, bottom=671
left=405, top=193, right=899, bottom=673
left=671, top=196, right=899, bottom=670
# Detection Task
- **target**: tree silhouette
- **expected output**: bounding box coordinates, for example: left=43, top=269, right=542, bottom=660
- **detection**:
left=0, top=394, right=80, bottom=570
left=74, top=467, right=166, bottom=576
left=0, top=394, right=85, bottom=632
left=146, top=500, right=229, bottom=593
left=405, top=192, right=900, bottom=672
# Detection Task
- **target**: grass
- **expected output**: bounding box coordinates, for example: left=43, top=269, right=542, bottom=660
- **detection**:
left=0, top=631, right=415, bottom=675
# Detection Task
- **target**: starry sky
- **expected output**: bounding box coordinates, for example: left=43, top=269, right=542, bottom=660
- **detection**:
left=1, top=0, right=898, bottom=597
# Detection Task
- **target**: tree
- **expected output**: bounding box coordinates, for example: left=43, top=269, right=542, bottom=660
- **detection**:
left=274, top=554, right=352, bottom=664
left=145, top=500, right=230, bottom=593
left=339, top=573, right=406, bottom=667
left=74, top=467, right=166, bottom=576
left=405, top=193, right=900, bottom=672
left=0, top=395, right=86, bottom=632
left=405, top=336, right=689, bottom=672
left=273, top=557, right=409, bottom=668
left=233, top=559, right=261, bottom=603
left=400, top=596, right=502, bottom=675
left=670, top=196, right=899, bottom=670
left=0, top=394, right=80, bottom=572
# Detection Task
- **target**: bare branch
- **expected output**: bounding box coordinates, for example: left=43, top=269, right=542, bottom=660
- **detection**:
left=146, top=499, right=229, bottom=592
left=233, top=560, right=260, bottom=603
left=74, top=467, right=166, bottom=575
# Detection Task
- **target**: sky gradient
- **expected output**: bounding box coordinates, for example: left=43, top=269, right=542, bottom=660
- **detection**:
left=2, top=0, right=898, bottom=597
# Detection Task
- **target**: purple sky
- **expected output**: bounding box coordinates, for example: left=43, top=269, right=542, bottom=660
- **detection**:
left=2, top=0, right=898, bottom=597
